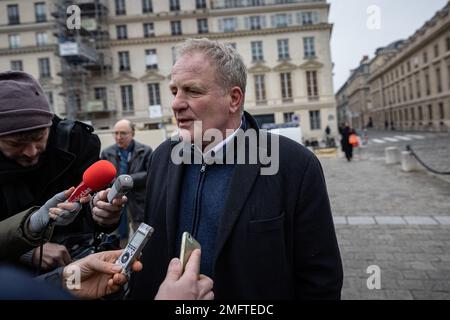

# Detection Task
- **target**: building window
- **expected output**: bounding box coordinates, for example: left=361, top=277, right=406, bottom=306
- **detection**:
left=36, top=32, right=48, bottom=46
left=118, top=51, right=130, bottom=71
left=8, top=35, right=20, bottom=49
left=404, top=108, right=409, bottom=121
left=448, top=61, right=450, bottom=90
left=428, top=104, right=433, bottom=122
left=300, top=11, right=318, bottom=25
left=7, top=5, right=20, bottom=25
left=309, top=110, right=321, bottom=130
left=148, top=83, right=161, bottom=106
left=143, top=23, right=154, bottom=38
left=170, top=0, right=180, bottom=11
left=277, top=39, right=290, bottom=60
left=10, top=60, right=23, bottom=71
left=251, top=41, right=264, bottom=62
left=436, top=67, right=442, bottom=93
left=306, top=70, right=319, bottom=99
left=280, top=72, right=292, bottom=100
left=411, top=107, right=415, bottom=121
left=418, top=106, right=423, bottom=121
left=116, top=25, right=128, bottom=39
left=434, top=43, right=439, bottom=58
left=408, top=78, right=413, bottom=100
left=439, top=102, right=445, bottom=120
left=247, top=16, right=264, bottom=30
left=45, top=91, right=54, bottom=110
left=402, top=85, right=407, bottom=102
left=171, top=21, right=182, bottom=35
left=115, top=0, right=126, bottom=15
left=220, top=18, right=237, bottom=32
left=416, top=74, right=421, bottom=98
left=284, top=112, right=294, bottom=123
left=407, top=61, right=411, bottom=72
left=34, top=2, right=46, bottom=22
left=197, top=19, right=208, bottom=34
left=271, top=13, right=291, bottom=28
left=254, top=75, right=266, bottom=102
left=423, top=51, right=428, bottom=64
left=303, top=37, right=316, bottom=58
left=38, top=58, right=51, bottom=78
left=142, top=0, right=152, bottom=13
left=196, top=0, right=207, bottom=9
left=94, top=87, right=107, bottom=109
left=145, top=49, right=158, bottom=70
left=121, top=85, right=134, bottom=112
left=424, top=69, right=431, bottom=95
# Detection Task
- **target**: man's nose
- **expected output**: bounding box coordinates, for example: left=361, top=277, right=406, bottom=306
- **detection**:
left=171, top=91, right=188, bottom=112
left=22, top=143, right=40, bottom=158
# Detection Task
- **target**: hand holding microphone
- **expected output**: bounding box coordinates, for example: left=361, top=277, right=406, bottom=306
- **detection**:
left=28, top=187, right=84, bottom=233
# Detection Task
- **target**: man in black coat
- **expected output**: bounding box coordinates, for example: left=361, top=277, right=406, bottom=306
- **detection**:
left=130, top=38, right=343, bottom=300
left=0, top=71, right=125, bottom=269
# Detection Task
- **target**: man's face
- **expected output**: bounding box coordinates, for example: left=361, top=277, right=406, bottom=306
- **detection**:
left=114, top=121, right=134, bottom=149
left=169, top=52, right=234, bottom=143
left=0, top=128, right=50, bottom=167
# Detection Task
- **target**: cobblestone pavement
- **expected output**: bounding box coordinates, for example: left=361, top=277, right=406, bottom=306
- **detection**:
left=319, top=131, right=450, bottom=299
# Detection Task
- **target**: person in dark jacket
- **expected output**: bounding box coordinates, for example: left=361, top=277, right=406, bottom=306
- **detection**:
left=0, top=71, right=125, bottom=271
left=340, top=123, right=353, bottom=162
left=101, top=119, right=152, bottom=246
left=129, top=38, right=343, bottom=300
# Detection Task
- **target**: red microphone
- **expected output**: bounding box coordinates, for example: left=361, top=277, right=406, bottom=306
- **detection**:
left=67, top=160, right=117, bottom=202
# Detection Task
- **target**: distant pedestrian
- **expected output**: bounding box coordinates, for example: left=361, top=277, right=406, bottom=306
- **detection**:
left=341, top=123, right=354, bottom=162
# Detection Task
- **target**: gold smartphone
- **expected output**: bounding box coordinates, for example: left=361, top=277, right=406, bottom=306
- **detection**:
left=180, top=231, right=201, bottom=273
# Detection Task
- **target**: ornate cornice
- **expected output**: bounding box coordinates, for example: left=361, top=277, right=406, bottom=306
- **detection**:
left=299, top=59, right=323, bottom=70
left=113, top=72, right=138, bottom=83
left=273, top=60, right=298, bottom=72
left=111, top=24, right=332, bottom=47
left=248, top=62, right=271, bottom=74
left=0, top=44, right=57, bottom=56
left=139, top=70, right=166, bottom=82
left=0, top=21, right=54, bottom=33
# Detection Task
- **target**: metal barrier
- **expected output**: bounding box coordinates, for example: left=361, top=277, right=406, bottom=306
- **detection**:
left=406, top=145, right=450, bottom=175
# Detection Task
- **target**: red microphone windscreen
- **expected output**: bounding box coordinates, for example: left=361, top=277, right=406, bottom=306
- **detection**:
left=83, top=160, right=117, bottom=191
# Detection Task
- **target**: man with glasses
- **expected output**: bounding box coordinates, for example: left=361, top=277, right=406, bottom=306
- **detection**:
left=101, top=119, right=152, bottom=247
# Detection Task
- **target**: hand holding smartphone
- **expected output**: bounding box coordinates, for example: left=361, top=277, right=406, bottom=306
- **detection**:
left=180, top=232, right=201, bottom=273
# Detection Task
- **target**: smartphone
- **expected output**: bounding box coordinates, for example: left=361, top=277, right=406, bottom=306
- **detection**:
left=179, top=232, right=201, bottom=273
left=116, top=222, right=154, bottom=276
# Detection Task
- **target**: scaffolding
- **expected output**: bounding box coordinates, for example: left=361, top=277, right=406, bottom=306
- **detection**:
left=53, top=0, right=116, bottom=127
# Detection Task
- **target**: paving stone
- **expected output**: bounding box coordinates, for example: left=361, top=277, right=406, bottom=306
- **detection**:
left=383, top=289, right=414, bottom=300
left=347, top=217, right=376, bottom=225
left=404, top=216, right=439, bottom=225
left=375, top=216, right=406, bottom=225
left=433, top=216, right=450, bottom=225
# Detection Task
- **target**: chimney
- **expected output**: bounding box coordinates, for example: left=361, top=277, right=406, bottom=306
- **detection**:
left=360, top=55, right=369, bottom=64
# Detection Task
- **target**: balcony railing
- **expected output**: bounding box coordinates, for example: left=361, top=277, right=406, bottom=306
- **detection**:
left=211, top=0, right=325, bottom=10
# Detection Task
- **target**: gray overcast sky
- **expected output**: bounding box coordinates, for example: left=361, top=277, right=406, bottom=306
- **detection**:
left=329, top=0, right=449, bottom=93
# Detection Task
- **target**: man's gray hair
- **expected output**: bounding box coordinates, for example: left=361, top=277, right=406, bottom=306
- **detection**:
left=175, top=38, right=247, bottom=97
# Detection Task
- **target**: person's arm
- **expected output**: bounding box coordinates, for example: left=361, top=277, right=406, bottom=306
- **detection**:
left=294, top=155, right=343, bottom=299
left=37, top=250, right=142, bottom=300
left=0, top=208, right=52, bottom=261
left=129, top=147, right=152, bottom=188
left=1, top=188, right=85, bottom=261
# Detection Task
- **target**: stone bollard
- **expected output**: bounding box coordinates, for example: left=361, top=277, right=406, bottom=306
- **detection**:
left=401, top=151, right=419, bottom=172
left=385, top=146, right=400, bottom=164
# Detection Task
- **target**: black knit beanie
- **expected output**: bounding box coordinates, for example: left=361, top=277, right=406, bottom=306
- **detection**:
left=0, top=71, right=54, bottom=137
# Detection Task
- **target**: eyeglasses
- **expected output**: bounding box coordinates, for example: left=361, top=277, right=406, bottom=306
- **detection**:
left=113, top=131, right=132, bottom=137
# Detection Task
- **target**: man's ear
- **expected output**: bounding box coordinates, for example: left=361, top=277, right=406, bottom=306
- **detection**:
left=229, top=86, right=244, bottom=114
